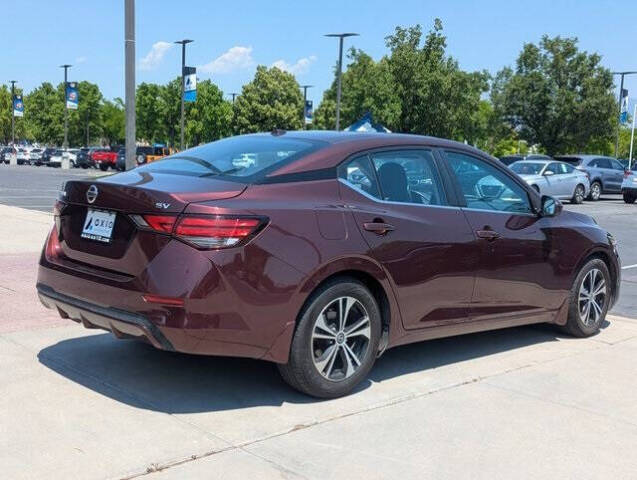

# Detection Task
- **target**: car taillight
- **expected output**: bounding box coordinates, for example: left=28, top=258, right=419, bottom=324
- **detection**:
left=143, top=215, right=176, bottom=233
left=132, top=214, right=266, bottom=249
left=175, top=216, right=263, bottom=248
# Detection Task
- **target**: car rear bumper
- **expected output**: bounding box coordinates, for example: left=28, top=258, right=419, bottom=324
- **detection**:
left=37, top=283, right=175, bottom=351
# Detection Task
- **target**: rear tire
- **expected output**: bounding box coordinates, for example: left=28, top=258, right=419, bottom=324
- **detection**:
left=562, top=259, right=610, bottom=337
left=571, top=184, right=585, bottom=204
left=623, top=193, right=636, bottom=204
left=588, top=181, right=602, bottom=201
left=278, top=278, right=381, bottom=398
left=99, top=164, right=108, bottom=171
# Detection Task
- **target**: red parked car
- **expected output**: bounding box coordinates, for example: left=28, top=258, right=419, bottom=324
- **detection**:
left=37, top=132, right=620, bottom=397
left=92, top=147, right=119, bottom=171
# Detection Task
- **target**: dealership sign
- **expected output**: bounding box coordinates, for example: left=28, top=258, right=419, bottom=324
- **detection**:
left=13, top=94, right=24, bottom=117
left=304, top=100, right=313, bottom=124
left=184, top=66, right=197, bottom=102
left=620, top=88, right=629, bottom=124
left=66, top=82, right=79, bottom=110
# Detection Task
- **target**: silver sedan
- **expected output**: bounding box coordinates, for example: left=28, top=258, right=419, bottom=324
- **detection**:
left=510, top=160, right=590, bottom=204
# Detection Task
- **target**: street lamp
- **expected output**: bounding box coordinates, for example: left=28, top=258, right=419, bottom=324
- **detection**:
left=60, top=64, right=72, bottom=149
left=325, top=33, right=359, bottom=131
left=612, top=71, right=637, bottom=157
left=175, top=39, right=194, bottom=150
left=9, top=80, right=17, bottom=145
left=124, top=0, right=136, bottom=171
left=300, top=85, right=313, bottom=129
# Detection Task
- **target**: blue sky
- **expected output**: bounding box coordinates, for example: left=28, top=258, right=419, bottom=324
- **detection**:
left=3, top=0, right=637, bottom=111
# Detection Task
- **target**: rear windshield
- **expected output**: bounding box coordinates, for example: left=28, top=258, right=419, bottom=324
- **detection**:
left=137, top=135, right=325, bottom=182
left=555, top=156, right=582, bottom=166
left=510, top=162, right=545, bottom=175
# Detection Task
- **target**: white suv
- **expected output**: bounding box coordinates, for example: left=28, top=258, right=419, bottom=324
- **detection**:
left=621, top=164, right=637, bottom=203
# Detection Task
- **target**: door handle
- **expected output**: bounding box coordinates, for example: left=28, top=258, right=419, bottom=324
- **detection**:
left=476, top=229, right=500, bottom=241
left=363, top=222, right=395, bottom=235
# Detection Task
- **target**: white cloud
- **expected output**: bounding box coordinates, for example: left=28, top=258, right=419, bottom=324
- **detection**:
left=199, top=46, right=254, bottom=74
left=140, top=41, right=173, bottom=70
left=271, top=55, right=317, bottom=75
left=75, top=56, right=87, bottom=64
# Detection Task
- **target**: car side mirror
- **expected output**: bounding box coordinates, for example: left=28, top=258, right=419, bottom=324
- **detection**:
left=543, top=170, right=554, bottom=176
left=541, top=195, right=562, bottom=217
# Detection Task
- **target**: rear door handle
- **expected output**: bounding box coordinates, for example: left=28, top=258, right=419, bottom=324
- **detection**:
left=363, top=222, right=395, bottom=235
left=476, top=229, right=500, bottom=241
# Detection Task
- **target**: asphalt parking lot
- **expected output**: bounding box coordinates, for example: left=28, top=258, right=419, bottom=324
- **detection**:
left=1, top=165, right=637, bottom=479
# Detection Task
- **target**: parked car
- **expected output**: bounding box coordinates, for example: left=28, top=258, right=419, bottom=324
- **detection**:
left=40, top=147, right=57, bottom=166
left=92, top=148, right=119, bottom=171
left=555, top=155, right=626, bottom=200
left=510, top=160, right=590, bottom=203
left=621, top=163, right=637, bottom=203
left=47, top=149, right=64, bottom=168
left=1, top=146, right=17, bottom=164
left=498, top=154, right=552, bottom=166
left=115, top=148, right=126, bottom=171
left=28, top=148, right=44, bottom=166
left=37, top=132, right=620, bottom=398
left=16, top=148, right=30, bottom=165
left=67, top=149, right=79, bottom=168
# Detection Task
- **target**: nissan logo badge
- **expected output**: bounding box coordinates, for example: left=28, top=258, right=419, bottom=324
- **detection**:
left=86, top=185, right=98, bottom=204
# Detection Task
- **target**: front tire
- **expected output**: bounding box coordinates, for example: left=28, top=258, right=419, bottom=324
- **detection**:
left=278, top=278, right=381, bottom=398
left=99, top=163, right=108, bottom=171
left=588, top=181, right=602, bottom=201
left=571, top=184, right=585, bottom=204
left=563, top=259, right=611, bottom=337
left=623, top=193, right=636, bottom=204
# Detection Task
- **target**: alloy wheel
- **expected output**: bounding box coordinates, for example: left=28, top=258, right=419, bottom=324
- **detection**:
left=590, top=183, right=601, bottom=200
left=578, top=268, right=606, bottom=327
left=575, top=185, right=584, bottom=203
left=311, top=296, right=371, bottom=382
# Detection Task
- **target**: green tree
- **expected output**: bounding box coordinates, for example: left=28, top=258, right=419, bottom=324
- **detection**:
left=233, top=66, right=304, bottom=133
left=384, top=20, right=489, bottom=138
left=136, top=82, right=165, bottom=144
left=159, top=78, right=181, bottom=147
left=24, top=82, right=64, bottom=145
left=59, top=81, right=103, bottom=147
left=493, top=35, right=616, bottom=155
left=185, top=80, right=232, bottom=146
left=101, top=98, right=125, bottom=146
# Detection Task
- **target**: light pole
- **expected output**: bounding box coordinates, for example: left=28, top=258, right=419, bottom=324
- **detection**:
left=175, top=39, right=193, bottom=150
left=300, top=84, right=313, bottom=129
left=230, top=92, right=238, bottom=105
left=10, top=80, right=17, bottom=144
left=325, top=33, right=358, bottom=131
left=124, top=0, right=136, bottom=170
left=612, top=71, right=637, bottom=157
left=629, top=103, right=637, bottom=170
left=60, top=64, right=72, bottom=149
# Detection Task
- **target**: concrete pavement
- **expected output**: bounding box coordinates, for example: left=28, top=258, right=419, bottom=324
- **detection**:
left=1, top=200, right=637, bottom=479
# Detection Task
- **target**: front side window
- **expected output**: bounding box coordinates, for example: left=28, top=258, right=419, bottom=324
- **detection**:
left=445, top=151, right=533, bottom=214
left=593, top=158, right=611, bottom=169
left=369, top=150, right=446, bottom=205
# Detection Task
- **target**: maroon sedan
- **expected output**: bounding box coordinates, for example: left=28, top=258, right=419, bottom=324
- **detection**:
left=37, top=132, right=620, bottom=397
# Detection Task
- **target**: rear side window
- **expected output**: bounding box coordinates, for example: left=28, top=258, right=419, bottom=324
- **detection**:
left=611, top=159, right=625, bottom=171
left=445, top=151, right=533, bottom=214
left=338, top=155, right=381, bottom=199
left=370, top=150, right=446, bottom=205
left=593, top=158, right=611, bottom=169
left=545, top=163, right=560, bottom=174
left=560, top=163, right=574, bottom=173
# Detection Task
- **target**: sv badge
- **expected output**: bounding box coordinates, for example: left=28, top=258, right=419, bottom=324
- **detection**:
left=155, top=202, right=171, bottom=210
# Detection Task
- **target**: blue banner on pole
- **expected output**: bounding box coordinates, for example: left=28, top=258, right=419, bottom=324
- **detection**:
left=304, top=100, right=313, bottom=124
left=66, top=82, right=79, bottom=110
left=13, top=94, right=24, bottom=117
left=620, top=89, right=629, bottom=125
left=184, top=66, right=197, bottom=102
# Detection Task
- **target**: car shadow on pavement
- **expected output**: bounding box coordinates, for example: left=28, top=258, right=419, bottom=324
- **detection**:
left=37, top=322, right=593, bottom=412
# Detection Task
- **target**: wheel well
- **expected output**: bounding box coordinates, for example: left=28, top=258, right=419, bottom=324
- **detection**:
left=306, top=270, right=392, bottom=333
left=531, top=184, right=540, bottom=192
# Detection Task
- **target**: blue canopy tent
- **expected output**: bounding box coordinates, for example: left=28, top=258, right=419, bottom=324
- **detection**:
left=345, top=112, right=391, bottom=133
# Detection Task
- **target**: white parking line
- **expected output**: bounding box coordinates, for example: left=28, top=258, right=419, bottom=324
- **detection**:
left=622, top=264, right=637, bottom=270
